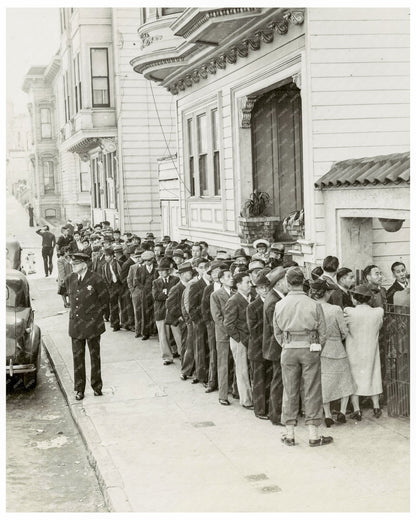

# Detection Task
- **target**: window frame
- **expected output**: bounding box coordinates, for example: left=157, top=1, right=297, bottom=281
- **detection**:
left=184, top=101, right=221, bottom=199
left=90, top=48, right=110, bottom=108
left=43, top=160, right=55, bottom=193
left=73, top=53, right=82, bottom=113
left=40, top=107, right=52, bottom=140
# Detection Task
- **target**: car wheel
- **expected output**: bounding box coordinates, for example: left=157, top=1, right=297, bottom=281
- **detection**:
left=23, top=372, right=37, bottom=390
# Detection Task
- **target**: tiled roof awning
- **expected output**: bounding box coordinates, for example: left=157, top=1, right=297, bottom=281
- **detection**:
left=315, top=152, right=410, bottom=190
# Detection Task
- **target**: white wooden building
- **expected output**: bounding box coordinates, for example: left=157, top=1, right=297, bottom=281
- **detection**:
left=131, top=7, right=410, bottom=284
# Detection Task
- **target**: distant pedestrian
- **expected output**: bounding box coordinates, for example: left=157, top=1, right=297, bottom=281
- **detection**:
left=28, top=203, right=34, bottom=227
left=344, top=284, right=384, bottom=421
left=36, top=225, right=56, bottom=277
left=65, top=252, right=109, bottom=400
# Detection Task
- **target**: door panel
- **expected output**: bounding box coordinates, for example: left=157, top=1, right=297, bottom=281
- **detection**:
left=252, top=84, right=303, bottom=219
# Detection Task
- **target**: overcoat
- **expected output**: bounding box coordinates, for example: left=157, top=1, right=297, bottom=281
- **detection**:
left=65, top=270, right=109, bottom=339
left=165, top=281, right=185, bottom=326
left=224, top=292, right=250, bottom=347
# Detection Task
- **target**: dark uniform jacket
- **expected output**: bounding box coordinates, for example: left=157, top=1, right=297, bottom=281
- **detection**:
left=166, top=280, right=186, bottom=326
left=201, top=283, right=215, bottom=323
left=262, top=289, right=282, bottom=361
left=328, top=287, right=354, bottom=309
left=210, top=287, right=231, bottom=342
left=65, top=270, right=109, bottom=339
left=246, top=296, right=265, bottom=362
left=152, top=275, right=179, bottom=321
left=189, top=278, right=209, bottom=323
left=224, top=292, right=250, bottom=347
left=386, top=280, right=406, bottom=304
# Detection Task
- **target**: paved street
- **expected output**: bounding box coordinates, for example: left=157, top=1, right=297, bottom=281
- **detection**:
left=6, top=194, right=411, bottom=512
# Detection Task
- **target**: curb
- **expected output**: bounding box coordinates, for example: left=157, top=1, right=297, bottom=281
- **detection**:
left=42, top=333, right=133, bottom=512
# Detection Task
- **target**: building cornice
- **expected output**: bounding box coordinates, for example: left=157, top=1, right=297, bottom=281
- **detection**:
left=167, top=9, right=304, bottom=95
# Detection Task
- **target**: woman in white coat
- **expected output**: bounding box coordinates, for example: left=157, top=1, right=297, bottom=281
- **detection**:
left=344, top=284, right=384, bottom=420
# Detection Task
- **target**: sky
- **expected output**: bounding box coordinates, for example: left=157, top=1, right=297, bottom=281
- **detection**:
left=6, top=8, right=60, bottom=115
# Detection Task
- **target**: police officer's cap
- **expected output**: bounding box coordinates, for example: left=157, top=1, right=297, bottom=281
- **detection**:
left=70, top=252, right=90, bottom=262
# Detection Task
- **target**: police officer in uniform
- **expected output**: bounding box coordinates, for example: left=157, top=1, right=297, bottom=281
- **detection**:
left=65, top=252, right=109, bottom=400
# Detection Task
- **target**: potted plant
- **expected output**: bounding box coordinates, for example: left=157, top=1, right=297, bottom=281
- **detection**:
left=238, top=190, right=281, bottom=245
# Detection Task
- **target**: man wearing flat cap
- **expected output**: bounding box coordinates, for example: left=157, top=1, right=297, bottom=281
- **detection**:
left=152, top=257, right=179, bottom=365
left=65, top=252, right=109, bottom=401
left=273, top=267, right=330, bottom=447
left=135, top=250, right=158, bottom=340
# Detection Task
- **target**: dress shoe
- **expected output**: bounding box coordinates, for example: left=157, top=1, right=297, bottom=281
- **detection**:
left=163, top=360, right=173, bottom=366
left=141, top=335, right=149, bottom=341
left=325, top=417, right=335, bottom=428
left=219, top=399, right=231, bottom=406
left=309, top=435, right=333, bottom=447
left=232, top=393, right=239, bottom=399
left=281, top=435, right=295, bottom=446
left=135, top=333, right=141, bottom=338
left=180, top=374, right=188, bottom=381
left=191, top=378, right=199, bottom=384
left=205, top=386, right=216, bottom=393
left=242, top=404, right=254, bottom=410
left=336, top=412, right=346, bottom=424
left=113, top=326, right=120, bottom=331
left=75, top=391, right=84, bottom=401
left=172, top=352, right=180, bottom=359
left=271, top=421, right=285, bottom=427
left=373, top=408, right=382, bottom=419
left=202, top=382, right=208, bottom=388
left=256, top=414, right=269, bottom=420
left=94, top=390, right=103, bottom=396
left=350, top=410, right=362, bottom=421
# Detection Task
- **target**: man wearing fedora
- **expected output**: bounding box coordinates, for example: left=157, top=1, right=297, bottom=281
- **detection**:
left=65, top=251, right=109, bottom=400
left=102, top=247, right=123, bottom=331
left=166, top=262, right=194, bottom=362
left=262, top=266, right=287, bottom=425
left=152, top=257, right=179, bottom=365
left=268, top=243, right=285, bottom=269
left=135, top=250, right=158, bottom=340
left=126, top=246, right=145, bottom=337
left=273, top=266, right=330, bottom=447
left=119, top=245, right=136, bottom=332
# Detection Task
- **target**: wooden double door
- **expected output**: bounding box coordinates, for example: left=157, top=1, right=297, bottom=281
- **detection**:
left=251, top=83, right=304, bottom=219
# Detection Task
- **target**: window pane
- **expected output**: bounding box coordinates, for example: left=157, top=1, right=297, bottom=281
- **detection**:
left=41, top=123, right=52, bottom=139
left=91, top=49, right=108, bottom=76
left=199, top=154, right=208, bottom=196
left=189, top=157, right=195, bottom=196
left=197, top=114, right=207, bottom=153
left=43, top=161, right=55, bottom=191
left=212, top=109, right=219, bottom=150
left=92, top=77, right=109, bottom=105
left=187, top=118, right=193, bottom=154
left=41, top=108, right=50, bottom=123
left=213, top=150, right=221, bottom=195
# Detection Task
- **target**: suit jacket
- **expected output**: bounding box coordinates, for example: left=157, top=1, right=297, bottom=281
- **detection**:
left=65, top=270, right=109, bottom=339
left=367, top=284, right=387, bottom=309
left=165, top=280, right=186, bottom=326
left=246, top=296, right=265, bottom=362
left=121, top=258, right=135, bottom=284
left=386, top=280, right=406, bottom=304
left=210, top=287, right=231, bottom=342
left=102, top=259, right=123, bottom=288
left=224, top=292, right=250, bottom=347
left=262, top=289, right=282, bottom=361
left=127, top=262, right=142, bottom=293
left=92, top=252, right=106, bottom=276
left=328, top=287, right=353, bottom=309
left=134, top=264, right=158, bottom=292
left=188, top=277, right=210, bottom=323
left=152, top=274, right=179, bottom=321
left=201, top=283, right=215, bottom=323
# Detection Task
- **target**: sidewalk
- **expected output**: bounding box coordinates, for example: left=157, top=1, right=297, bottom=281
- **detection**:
left=29, top=277, right=410, bottom=513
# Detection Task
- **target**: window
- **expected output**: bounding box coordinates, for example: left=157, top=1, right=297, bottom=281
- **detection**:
left=40, top=108, right=52, bottom=139
left=43, top=161, right=55, bottom=192
left=161, top=8, right=185, bottom=16
left=91, top=157, right=101, bottom=208
left=63, top=73, right=71, bottom=122
left=79, top=159, right=90, bottom=192
left=90, top=48, right=110, bottom=107
left=73, top=53, right=82, bottom=113
left=185, top=104, right=221, bottom=198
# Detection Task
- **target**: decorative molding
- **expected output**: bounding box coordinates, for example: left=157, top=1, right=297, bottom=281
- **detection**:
left=292, top=72, right=302, bottom=90
left=240, top=95, right=258, bottom=128
left=166, top=8, right=304, bottom=95
left=139, top=31, right=163, bottom=50
left=134, top=56, right=185, bottom=75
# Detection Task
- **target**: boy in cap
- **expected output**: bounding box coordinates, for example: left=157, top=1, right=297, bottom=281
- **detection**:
left=273, top=267, right=330, bottom=447
left=135, top=250, right=158, bottom=339
left=65, top=252, right=109, bottom=400
left=152, top=257, right=179, bottom=365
